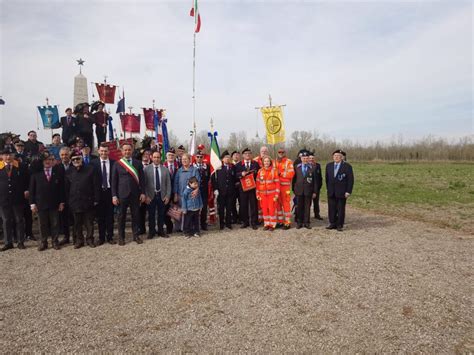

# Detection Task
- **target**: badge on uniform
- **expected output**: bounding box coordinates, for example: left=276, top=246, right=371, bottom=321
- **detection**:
left=306, top=172, right=313, bottom=183
left=337, top=173, right=346, bottom=181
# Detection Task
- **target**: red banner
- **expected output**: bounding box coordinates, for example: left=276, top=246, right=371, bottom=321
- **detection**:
left=120, top=114, right=141, bottom=133
left=95, top=83, right=116, bottom=104
left=102, top=139, right=133, bottom=161
left=143, top=108, right=155, bottom=131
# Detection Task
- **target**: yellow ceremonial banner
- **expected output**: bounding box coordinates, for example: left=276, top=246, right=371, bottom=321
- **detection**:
left=261, top=106, right=285, bottom=144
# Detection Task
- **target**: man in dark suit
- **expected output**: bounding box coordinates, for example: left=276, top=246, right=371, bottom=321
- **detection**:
left=65, top=153, right=100, bottom=248
left=29, top=152, right=65, bottom=251
left=235, top=148, right=259, bottom=229
left=57, top=146, right=74, bottom=245
left=309, top=152, right=323, bottom=220
left=163, top=148, right=179, bottom=234
left=325, top=149, right=354, bottom=231
left=91, top=143, right=116, bottom=245
left=212, top=151, right=236, bottom=230
left=112, top=142, right=146, bottom=245
left=293, top=151, right=321, bottom=229
left=60, top=108, right=77, bottom=145
left=194, top=150, right=211, bottom=231
left=0, top=149, right=28, bottom=251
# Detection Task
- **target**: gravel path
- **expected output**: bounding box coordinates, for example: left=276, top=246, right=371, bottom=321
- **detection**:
left=1, top=207, right=472, bottom=353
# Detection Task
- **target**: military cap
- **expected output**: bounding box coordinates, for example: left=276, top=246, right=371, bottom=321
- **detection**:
left=241, top=147, right=251, bottom=154
left=220, top=150, right=230, bottom=159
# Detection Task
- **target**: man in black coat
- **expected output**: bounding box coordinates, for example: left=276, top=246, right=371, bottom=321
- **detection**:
left=0, top=149, right=28, bottom=251
left=91, top=143, right=116, bottom=245
left=29, top=152, right=65, bottom=251
left=235, top=148, right=259, bottom=229
left=212, top=151, right=236, bottom=230
left=293, top=151, right=321, bottom=229
left=194, top=150, right=211, bottom=231
left=325, top=149, right=354, bottom=231
left=112, top=143, right=146, bottom=245
left=57, top=146, right=74, bottom=245
left=309, top=152, right=323, bottom=220
left=65, top=152, right=100, bottom=248
left=60, top=108, right=77, bottom=145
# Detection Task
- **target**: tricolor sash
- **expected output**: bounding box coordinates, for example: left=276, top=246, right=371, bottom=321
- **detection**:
left=118, top=158, right=140, bottom=184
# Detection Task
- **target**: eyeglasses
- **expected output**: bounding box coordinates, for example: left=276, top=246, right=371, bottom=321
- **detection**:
left=196, top=155, right=203, bottom=158
left=71, top=157, right=82, bottom=161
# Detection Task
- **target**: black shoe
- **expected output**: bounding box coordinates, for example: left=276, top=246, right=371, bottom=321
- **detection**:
left=133, top=236, right=143, bottom=244
left=59, top=237, right=70, bottom=246
left=263, top=226, right=269, bottom=231
left=283, top=224, right=291, bottom=230
left=201, top=225, right=208, bottom=231
left=304, top=224, right=312, bottom=229
left=296, top=224, right=303, bottom=229
left=240, top=224, right=249, bottom=229
left=97, top=240, right=105, bottom=246
left=251, top=225, right=258, bottom=230
left=315, top=215, right=323, bottom=220
left=326, top=225, right=336, bottom=230
left=27, top=235, right=37, bottom=241
left=337, top=226, right=344, bottom=232
left=74, top=243, right=83, bottom=249
left=226, top=225, right=233, bottom=230
left=107, top=239, right=117, bottom=245
left=86, top=240, right=96, bottom=248
left=147, top=234, right=154, bottom=240
left=38, top=243, right=48, bottom=251
left=220, top=225, right=225, bottom=230
left=53, top=243, right=61, bottom=250
left=17, top=242, right=26, bottom=250
left=118, top=239, right=125, bottom=246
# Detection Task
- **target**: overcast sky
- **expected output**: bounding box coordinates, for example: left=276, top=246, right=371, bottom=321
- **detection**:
left=0, top=0, right=472, bottom=144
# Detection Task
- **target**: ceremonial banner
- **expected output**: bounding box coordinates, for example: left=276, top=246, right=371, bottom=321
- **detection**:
left=208, top=131, right=222, bottom=174
left=240, top=174, right=256, bottom=191
left=261, top=106, right=285, bottom=145
left=37, top=105, right=60, bottom=129
left=160, top=115, right=170, bottom=161
left=95, top=83, right=116, bottom=104
left=116, top=92, right=125, bottom=114
left=102, top=138, right=133, bottom=161
left=143, top=108, right=156, bottom=131
left=120, top=114, right=141, bottom=133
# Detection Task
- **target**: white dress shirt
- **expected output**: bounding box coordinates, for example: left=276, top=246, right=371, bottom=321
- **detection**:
left=100, top=159, right=111, bottom=188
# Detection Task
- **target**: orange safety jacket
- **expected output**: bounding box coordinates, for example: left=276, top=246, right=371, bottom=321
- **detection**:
left=256, top=167, right=280, bottom=198
left=275, top=157, right=295, bottom=187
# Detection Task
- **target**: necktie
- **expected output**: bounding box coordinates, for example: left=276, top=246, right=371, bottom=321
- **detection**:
left=334, top=163, right=339, bottom=177
left=155, top=167, right=161, bottom=192
left=67, top=117, right=71, bottom=125
left=302, top=164, right=307, bottom=177
left=6, top=164, right=11, bottom=177
left=64, top=164, right=68, bottom=171
left=170, top=164, right=174, bottom=175
left=246, top=162, right=250, bottom=170
left=45, top=169, right=51, bottom=182
left=102, top=161, right=108, bottom=189
left=85, top=156, right=89, bottom=165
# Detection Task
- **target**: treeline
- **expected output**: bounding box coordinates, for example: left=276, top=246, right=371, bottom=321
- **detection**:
left=168, top=130, right=474, bottom=162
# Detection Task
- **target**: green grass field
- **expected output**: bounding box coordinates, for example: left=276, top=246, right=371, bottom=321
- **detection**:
left=319, top=161, right=474, bottom=233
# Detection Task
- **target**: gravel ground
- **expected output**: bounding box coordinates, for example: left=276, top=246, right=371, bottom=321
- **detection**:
left=0, top=207, right=472, bottom=353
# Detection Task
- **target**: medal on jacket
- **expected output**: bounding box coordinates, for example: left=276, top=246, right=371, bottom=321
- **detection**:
left=306, top=172, right=313, bottom=183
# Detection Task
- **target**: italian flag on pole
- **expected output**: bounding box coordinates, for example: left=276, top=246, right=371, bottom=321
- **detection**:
left=209, top=133, right=222, bottom=174
left=190, top=0, right=201, bottom=33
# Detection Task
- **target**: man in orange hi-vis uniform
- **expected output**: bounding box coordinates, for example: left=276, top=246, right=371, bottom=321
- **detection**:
left=256, top=156, right=280, bottom=231
left=254, top=146, right=270, bottom=224
left=275, top=148, right=295, bottom=229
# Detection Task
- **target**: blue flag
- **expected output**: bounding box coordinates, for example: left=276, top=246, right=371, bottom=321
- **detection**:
left=116, top=97, right=125, bottom=114
left=108, top=116, right=114, bottom=141
left=161, top=118, right=170, bottom=154
left=37, top=105, right=60, bottom=129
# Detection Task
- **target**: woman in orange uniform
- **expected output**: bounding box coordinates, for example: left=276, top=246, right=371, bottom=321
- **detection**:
left=256, top=156, right=280, bottom=231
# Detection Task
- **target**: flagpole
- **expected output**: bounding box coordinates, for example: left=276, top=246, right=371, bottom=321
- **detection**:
left=192, top=31, right=196, bottom=130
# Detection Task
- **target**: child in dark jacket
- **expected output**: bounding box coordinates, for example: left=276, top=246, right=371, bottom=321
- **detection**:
left=182, top=176, right=203, bottom=238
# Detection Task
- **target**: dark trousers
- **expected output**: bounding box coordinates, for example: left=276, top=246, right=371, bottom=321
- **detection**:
left=139, top=203, right=147, bottom=234
left=97, top=188, right=114, bottom=242
left=239, top=189, right=258, bottom=227
left=59, top=204, right=73, bottom=240
left=231, top=188, right=240, bottom=223
left=73, top=210, right=94, bottom=245
left=38, top=209, right=59, bottom=245
left=200, top=189, right=208, bottom=228
left=312, top=191, right=321, bottom=217
left=218, top=193, right=234, bottom=227
left=95, top=127, right=106, bottom=146
left=148, top=194, right=166, bottom=235
left=82, top=132, right=94, bottom=151
left=328, top=196, right=347, bottom=227
left=118, top=196, right=140, bottom=240
left=0, top=204, right=24, bottom=245
left=183, top=210, right=200, bottom=236
left=296, top=195, right=312, bottom=225
left=24, top=204, right=33, bottom=238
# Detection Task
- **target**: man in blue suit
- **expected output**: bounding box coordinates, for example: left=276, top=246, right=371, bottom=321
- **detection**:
left=325, top=149, right=354, bottom=231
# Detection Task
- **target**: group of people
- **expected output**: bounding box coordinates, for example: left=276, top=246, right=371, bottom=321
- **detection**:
left=0, top=126, right=354, bottom=252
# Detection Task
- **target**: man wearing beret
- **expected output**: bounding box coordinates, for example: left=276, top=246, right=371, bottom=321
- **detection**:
left=325, top=149, right=354, bottom=231
left=230, top=151, right=241, bottom=224
left=235, top=148, right=259, bottom=229
left=293, top=151, right=321, bottom=229
left=0, top=149, right=28, bottom=251
left=212, top=150, right=236, bottom=230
